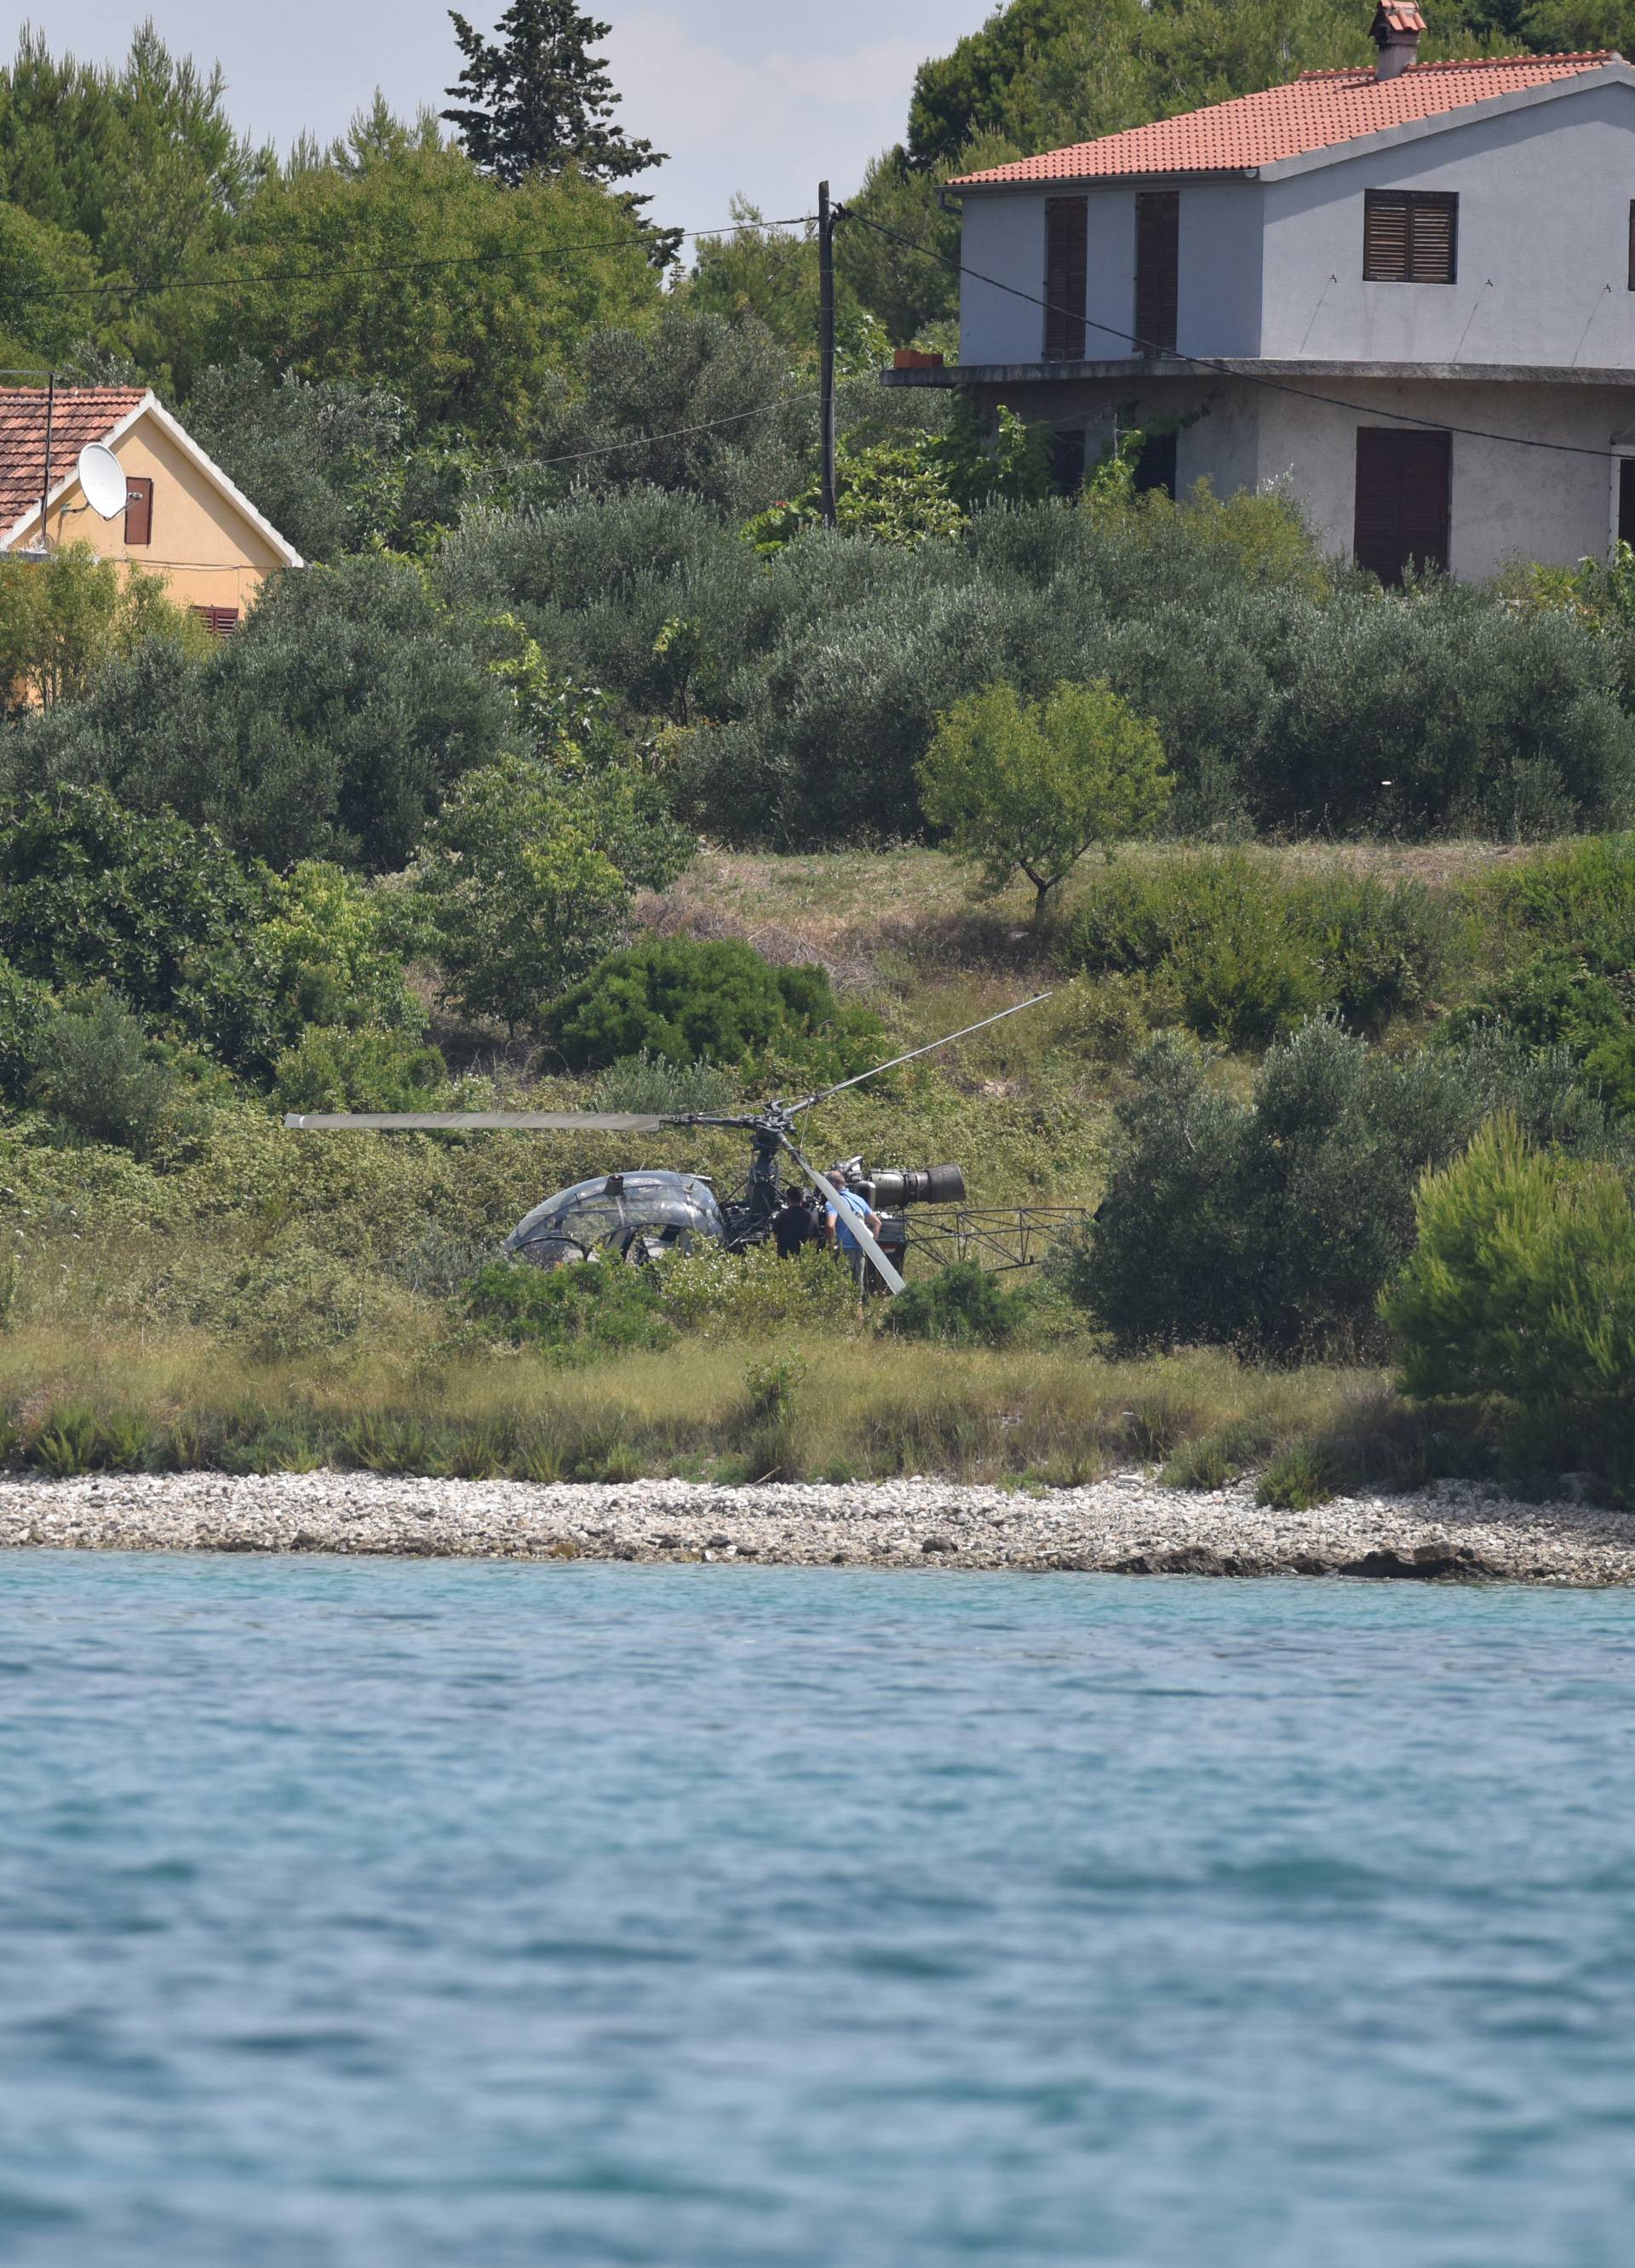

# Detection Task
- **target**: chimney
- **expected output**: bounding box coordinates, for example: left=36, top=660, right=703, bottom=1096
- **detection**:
left=1372, top=2, right=1426, bottom=78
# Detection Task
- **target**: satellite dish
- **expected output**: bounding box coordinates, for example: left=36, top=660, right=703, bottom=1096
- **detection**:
left=77, top=443, right=129, bottom=521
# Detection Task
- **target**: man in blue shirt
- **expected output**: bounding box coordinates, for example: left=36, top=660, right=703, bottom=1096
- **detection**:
left=824, top=1170, right=883, bottom=1287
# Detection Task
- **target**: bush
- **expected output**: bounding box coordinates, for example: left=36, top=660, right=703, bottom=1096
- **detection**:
left=546, top=936, right=881, bottom=1075
left=0, top=956, right=57, bottom=1101
left=0, top=788, right=281, bottom=1070
left=270, top=1027, right=450, bottom=1114
left=29, top=991, right=179, bottom=1157
left=414, top=756, right=692, bottom=1036
left=465, top=1257, right=675, bottom=1358
left=1072, top=1019, right=1497, bottom=1356
left=256, top=862, right=424, bottom=1038
left=14, top=556, right=512, bottom=872
left=1383, top=1117, right=1635, bottom=1466
left=1060, top=856, right=1454, bottom=1045
left=918, top=678, right=1170, bottom=924
left=882, top=1259, right=1029, bottom=1345
left=589, top=1051, right=736, bottom=1115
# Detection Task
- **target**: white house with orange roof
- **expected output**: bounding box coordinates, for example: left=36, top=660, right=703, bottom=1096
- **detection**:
left=0, top=386, right=301, bottom=632
left=883, top=4, right=1635, bottom=582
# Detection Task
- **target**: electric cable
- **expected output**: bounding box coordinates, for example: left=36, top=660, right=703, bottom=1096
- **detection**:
left=840, top=203, right=1633, bottom=464
left=532, top=387, right=818, bottom=467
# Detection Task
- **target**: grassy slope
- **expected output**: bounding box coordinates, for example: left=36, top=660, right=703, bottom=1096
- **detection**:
left=0, top=839, right=1554, bottom=1495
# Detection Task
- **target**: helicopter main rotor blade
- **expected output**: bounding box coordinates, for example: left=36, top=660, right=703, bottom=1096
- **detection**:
left=782, top=1136, right=906, bottom=1297
left=788, top=991, right=1054, bottom=1114
left=283, top=1111, right=668, bottom=1133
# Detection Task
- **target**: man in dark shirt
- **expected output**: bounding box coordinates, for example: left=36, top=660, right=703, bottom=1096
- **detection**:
left=771, top=1186, right=818, bottom=1258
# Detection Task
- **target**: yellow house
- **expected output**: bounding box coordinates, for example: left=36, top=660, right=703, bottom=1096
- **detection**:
left=0, top=385, right=302, bottom=628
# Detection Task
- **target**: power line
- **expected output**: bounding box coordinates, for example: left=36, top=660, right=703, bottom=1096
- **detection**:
left=840, top=205, right=1631, bottom=466
left=533, top=388, right=816, bottom=468
left=43, top=215, right=819, bottom=304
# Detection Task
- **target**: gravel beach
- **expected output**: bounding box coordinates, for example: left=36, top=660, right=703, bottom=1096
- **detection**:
left=0, top=1469, right=1629, bottom=1583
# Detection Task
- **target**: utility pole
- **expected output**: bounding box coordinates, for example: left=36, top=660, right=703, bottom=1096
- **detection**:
left=818, top=181, right=837, bottom=529
left=37, top=369, right=55, bottom=555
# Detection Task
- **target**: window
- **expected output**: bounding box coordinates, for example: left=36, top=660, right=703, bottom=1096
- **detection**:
left=1135, top=192, right=1179, bottom=353
left=123, top=475, right=153, bottom=547
left=1362, top=190, right=1458, bottom=284
left=1044, top=198, right=1087, bottom=359
left=1050, top=427, right=1087, bottom=496
left=1619, top=460, right=1635, bottom=548
left=1354, top=428, right=1451, bottom=586
left=1133, top=429, right=1178, bottom=499
left=191, top=604, right=240, bottom=638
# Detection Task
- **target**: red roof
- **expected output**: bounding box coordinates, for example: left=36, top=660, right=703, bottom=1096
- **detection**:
left=949, top=53, right=1621, bottom=185
left=0, top=387, right=147, bottom=530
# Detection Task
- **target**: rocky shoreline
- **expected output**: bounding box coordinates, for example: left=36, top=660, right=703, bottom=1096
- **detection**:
left=0, top=1469, right=1630, bottom=1584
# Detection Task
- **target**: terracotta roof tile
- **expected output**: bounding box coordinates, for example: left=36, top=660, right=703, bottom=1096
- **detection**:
left=0, top=387, right=147, bottom=530
left=949, top=53, right=1621, bottom=186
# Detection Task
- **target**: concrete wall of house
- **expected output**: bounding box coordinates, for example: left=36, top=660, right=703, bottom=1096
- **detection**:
left=40, top=414, right=285, bottom=616
left=1261, top=77, right=1635, bottom=365
left=963, top=374, right=1262, bottom=501
left=959, top=180, right=1266, bottom=364
left=961, top=194, right=1044, bottom=364
left=959, top=370, right=1635, bottom=576
left=1248, top=376, right=1635, bottom=577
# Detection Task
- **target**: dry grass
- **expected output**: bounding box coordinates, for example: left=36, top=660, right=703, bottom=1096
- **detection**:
left=633, top=839, right=1535, bottom=1010
left=0, top=1325, right=1386, bottom=1487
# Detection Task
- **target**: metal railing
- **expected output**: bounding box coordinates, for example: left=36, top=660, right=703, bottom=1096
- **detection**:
left=902, top=1207, right=1092, bottom=1275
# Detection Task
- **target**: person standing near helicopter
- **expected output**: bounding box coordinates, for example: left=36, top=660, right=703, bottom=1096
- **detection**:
left=824, top=1170, right=882, bottom=1289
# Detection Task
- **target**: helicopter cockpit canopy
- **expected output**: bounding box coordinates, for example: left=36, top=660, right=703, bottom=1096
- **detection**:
left=506, top=1171, right=726, bottom=1269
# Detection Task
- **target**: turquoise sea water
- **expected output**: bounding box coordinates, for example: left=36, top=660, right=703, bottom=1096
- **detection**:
left=1, top=1555, right=1632, bottom=2266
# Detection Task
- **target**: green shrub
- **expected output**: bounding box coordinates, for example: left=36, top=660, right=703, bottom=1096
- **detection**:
left=466, top=1257, right=675, bottom=1357
left=1383, top=1117, right=1635, bottom=1465
left=1256, top=1441, right=1343, bottom=1512
left=0, top=957, right=56, bottom=1101
left=29, top=991, right=178, bottom=1157
left=0, top=788, right=281, bottom=1071
left=256, top=862, right=425, bottom=1037
left=1070, top=1019, right=1493, bottom=1356
left=1488, top=833, right=1635, bottom=973
left=1161, top=1422, right=1261, bottom=1491
left=883, top=1259, right=1029, bottom=1345
left=29, top=1402, right=100, bottom=1477
left=547, top=936, right=881, bottom=1077
left=589, top=1050, right=736, bottom=1115
left=918, top=678, right=1170, bottom=925
left=271, top=1026, right=450, bottom=1114
left=341, top=1416, right=455, bottom=1478
left=1060, top=856, right=1451, bottom=1046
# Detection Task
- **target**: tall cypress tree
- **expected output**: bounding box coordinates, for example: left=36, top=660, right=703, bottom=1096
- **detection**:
left=442, top=1, right=663, bottom=192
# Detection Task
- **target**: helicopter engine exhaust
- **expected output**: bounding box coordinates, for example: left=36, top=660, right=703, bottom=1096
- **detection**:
left=858, top=1165, right=966, bottom=1209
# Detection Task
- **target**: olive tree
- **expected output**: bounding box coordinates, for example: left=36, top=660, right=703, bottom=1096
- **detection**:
left=917, top=678, right=1170, bottom=925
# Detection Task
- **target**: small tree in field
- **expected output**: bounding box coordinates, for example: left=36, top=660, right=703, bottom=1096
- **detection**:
left=918, top=679, right=1171, bottom=926
left=411, top=753, right=690, bottom=1035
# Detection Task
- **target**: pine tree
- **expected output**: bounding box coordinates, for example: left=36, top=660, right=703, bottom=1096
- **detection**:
left=442, top=0, right=663, bottom=192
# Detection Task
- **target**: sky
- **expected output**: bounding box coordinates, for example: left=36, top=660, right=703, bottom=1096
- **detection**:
left=13, top=0, right=998, bottom=236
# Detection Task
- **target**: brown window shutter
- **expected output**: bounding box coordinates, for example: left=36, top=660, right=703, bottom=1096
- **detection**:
left=123, top=475, right=153, bottom=546
left=1043, top=198, right=1087, bottom=359
left=1135, top=191, right=1179, bottom=353
left=190, top=603, right=240, bottom=637
left=1407, top=193, right=1457, bottom=284
left=1355, top=427, right=1451, bottom=585
left=1364, top=190, right=1456, bottom=284
left=1364, top=192, right=1410, bottom=280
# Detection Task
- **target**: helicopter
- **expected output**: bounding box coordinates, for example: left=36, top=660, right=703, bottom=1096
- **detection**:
left=284, top=992, right=1053, bottom=1297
